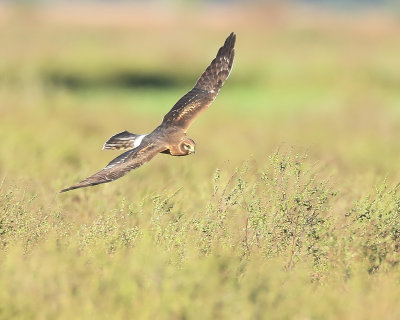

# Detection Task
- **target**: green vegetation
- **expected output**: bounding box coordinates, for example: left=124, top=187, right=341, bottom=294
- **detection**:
left=1, top=4, right=400, bottom=319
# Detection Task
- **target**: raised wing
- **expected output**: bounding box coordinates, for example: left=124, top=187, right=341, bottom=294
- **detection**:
left=60, top=142, right=167, bottom=192
left=162, top=32, right=236, bottom=132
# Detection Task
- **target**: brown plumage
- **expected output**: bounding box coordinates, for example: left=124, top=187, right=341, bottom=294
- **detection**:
left=60, top=32, right=236, bottom=193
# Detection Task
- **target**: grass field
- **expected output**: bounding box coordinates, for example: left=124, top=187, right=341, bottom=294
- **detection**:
left=1, top=3, right=400, bottom=319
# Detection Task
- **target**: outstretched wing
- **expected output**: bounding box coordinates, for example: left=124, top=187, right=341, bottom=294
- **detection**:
left=60, top=142, right=167, bottom=192
left=162, top=32, right=236, bottom=132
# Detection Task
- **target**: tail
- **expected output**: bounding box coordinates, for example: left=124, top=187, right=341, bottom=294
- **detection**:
left=102, top=131, right=146, bottom=150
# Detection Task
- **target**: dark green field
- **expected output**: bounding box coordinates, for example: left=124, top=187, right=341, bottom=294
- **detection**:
left=1, top=3, right=400, bottom=319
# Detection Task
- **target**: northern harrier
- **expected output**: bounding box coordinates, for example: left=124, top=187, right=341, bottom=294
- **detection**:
left=60, top=32, right=236, bottom=192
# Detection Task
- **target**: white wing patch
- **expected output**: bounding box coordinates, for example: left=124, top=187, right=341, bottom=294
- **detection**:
left=134, top=135, right=146, bottom=147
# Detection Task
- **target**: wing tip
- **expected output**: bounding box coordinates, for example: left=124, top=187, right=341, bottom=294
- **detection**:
left=59, top=181, right=100, bottom=193
left=216, top=32, right=236, bottom=61
left=59, top=183, right=85, bottom=193
left=59, top=180, right=96, bottom=193
left=224, top=32, right=236, bottom=50
left=228, top=32, right=236, bottom=42
left=59, top=186, right=74, bottom=193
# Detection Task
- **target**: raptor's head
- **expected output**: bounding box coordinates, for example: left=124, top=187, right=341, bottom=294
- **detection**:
left=179, top=137, right=196, bottom=155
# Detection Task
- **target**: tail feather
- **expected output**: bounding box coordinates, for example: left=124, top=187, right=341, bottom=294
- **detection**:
left=103, top=131, right=146, bottom=150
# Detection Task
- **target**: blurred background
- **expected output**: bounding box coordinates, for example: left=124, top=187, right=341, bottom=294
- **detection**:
left=1, top=0, right=400, bottom=198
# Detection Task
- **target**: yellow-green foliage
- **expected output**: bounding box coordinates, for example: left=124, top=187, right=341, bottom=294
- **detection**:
left=1, top=3, right=400, bottom=319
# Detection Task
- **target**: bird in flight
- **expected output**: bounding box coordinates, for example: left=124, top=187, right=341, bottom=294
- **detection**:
left=60, top=32, right=236, bottom=193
